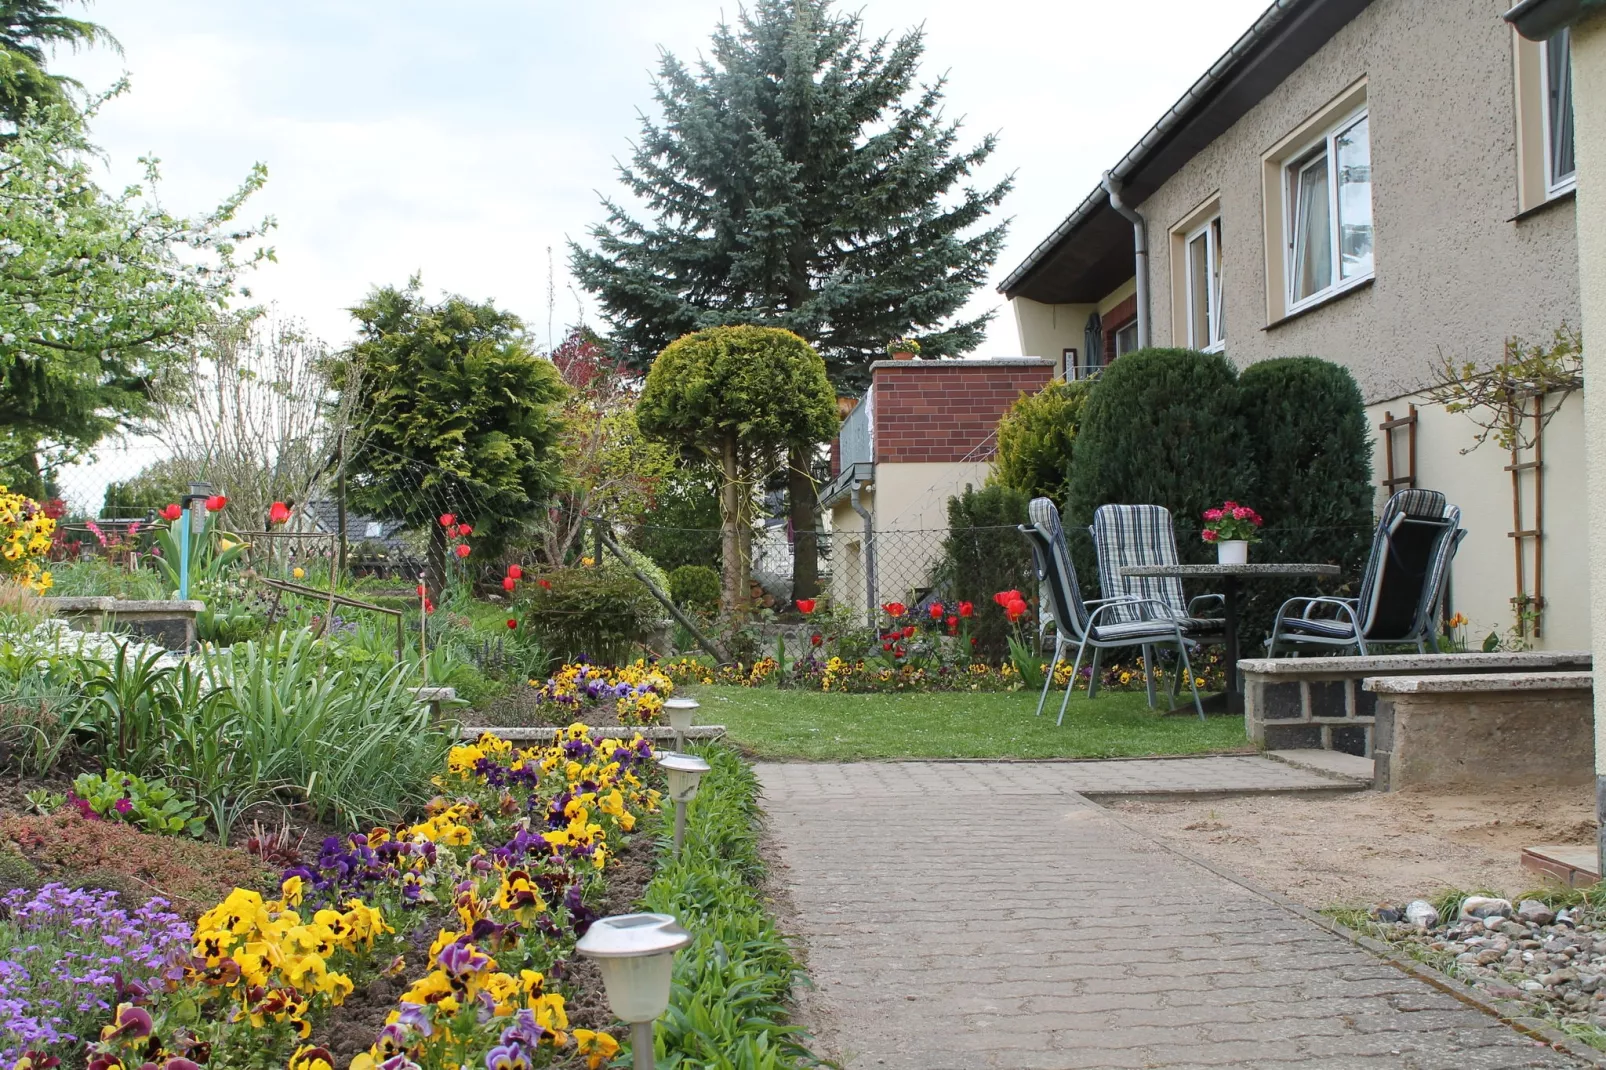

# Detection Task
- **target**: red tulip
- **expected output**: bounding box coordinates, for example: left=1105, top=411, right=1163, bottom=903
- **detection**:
left=881, top=602, right=906, bottom=619
left=455, top=544, right=471, bottom=558
left=424, top=599, right=435, bottom=614
left=959, top=601, right=974, bottom=618
left=796, top=599, right=816, bottom=614
left=507, top=565, right=523, bottom=580
left=902, top=625, right=917, bottom=639
left=947, top=615, right=959, bottom=634
left=439, top=513, right=456, bottom=527
left=538, top=579, right=552, bottom=590
left=268, top=501, right=291, bottom=525
left=457, top=524, right=473, bottom=537
left=159, top=503, right=182, bottom=522
left=502, top=577, right=516, bottom=592
left=811, top=633, right=822, bottom=646
left=204, top=495, right=227, bottom=512
left=416, top=583, right=426, bottom=597
left=928, top=603, right=944, bottom=620
left=506, top=619, right=517, bottom=630
left=1005, top=597, right=1028, bottom=622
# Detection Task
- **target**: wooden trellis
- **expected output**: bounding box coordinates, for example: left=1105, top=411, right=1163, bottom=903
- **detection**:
left=1507, top=394, right=1545, bottom=639
left=1379, top=404, right=1419, bottom=491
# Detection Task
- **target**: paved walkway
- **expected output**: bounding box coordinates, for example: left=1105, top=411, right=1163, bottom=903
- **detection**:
left=759, top=760, right=1582, bottom=1070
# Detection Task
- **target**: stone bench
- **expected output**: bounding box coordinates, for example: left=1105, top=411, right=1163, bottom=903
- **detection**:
left=1366, top=671, right=1593, bottom=791
left=44, top=597, right=205, bottom=651
left=409, top=686, right=459, bottom=720
left=1240, top=650, right=1591, bottom=756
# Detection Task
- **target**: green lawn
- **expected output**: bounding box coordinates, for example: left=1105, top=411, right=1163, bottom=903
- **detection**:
left=682, top=684, right=1252, bottom=761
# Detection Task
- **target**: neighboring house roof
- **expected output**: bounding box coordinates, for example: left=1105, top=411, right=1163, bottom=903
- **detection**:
left=1504, top=0, right=1606, bottom=39
left=292, top=499, right=409, bottom=550
left=999, top=0, right=1374, bottom=304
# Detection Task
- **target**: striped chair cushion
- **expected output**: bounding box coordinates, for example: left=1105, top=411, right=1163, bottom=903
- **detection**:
left=1092, top=504, right=1189, bottom=625
left=1091, top=618, right=1187, bottom=643
left=1279, top=615, right=1359, bottom=640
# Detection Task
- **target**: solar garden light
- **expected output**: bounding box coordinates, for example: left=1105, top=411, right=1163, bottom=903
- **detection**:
left=663, top=696, right=698, bottom=750
left=575, top=912, right=692, bottom=1070
left=177, top=481, right=213, bottom=601
left=655, top=750, right=710, bottom=855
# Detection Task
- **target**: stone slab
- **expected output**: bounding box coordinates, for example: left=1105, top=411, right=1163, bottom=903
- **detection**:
left=106, top=599, right=205, bottom=614
left=759, top=761, right=1582, bottom=1069
left=1522, top=845, right=1600, bottom=887
left=42, top=596, right=116, bottom=613
left=457, top=725, right=727, bottom=742
left=1265, top=748, right=1375, bottom=782
left=1240, top=650, right=1591, bottom=675
left=1366, top=671, right=1592, bottom=694
left=1373, top=688, right=1594, bottom=791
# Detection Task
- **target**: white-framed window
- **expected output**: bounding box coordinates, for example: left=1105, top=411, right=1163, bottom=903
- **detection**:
left=1542, top=28, right=1576, bottom=195
left=1285, top=109, right=1372, bottom=312
left=1184, top=216, right=1223, bottom=351
left=1113, top=319, right=1139, bottom=357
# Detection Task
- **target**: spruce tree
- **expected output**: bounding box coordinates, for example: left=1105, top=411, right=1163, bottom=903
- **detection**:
left=570, top=0, right=1010, bottom=599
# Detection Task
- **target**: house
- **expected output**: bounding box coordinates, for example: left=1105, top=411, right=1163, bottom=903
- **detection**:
left=820, top=357, right=1053, bottom=619
left=1002, top=0, right=1587, bottom=649
left=285, top=500, right=412, bottom=568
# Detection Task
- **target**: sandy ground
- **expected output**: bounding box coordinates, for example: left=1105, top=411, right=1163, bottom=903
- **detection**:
left=1108, top=783, right=1598, bottom=910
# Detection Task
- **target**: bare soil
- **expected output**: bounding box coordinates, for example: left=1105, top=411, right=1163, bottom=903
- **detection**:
left=1108, top=782, right=1598, bottom=909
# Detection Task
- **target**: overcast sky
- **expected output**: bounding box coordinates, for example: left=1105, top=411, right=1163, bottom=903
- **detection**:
left=52, top=0, right=1271, bottom=357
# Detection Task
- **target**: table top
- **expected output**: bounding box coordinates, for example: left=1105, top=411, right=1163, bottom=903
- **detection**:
left=1120, top=562, right=1342, bottom=578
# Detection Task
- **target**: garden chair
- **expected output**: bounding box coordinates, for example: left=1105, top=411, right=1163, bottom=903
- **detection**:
left=1022, top=497, right=1206, bottom=724
left=1090, top=504, right=1225, bottom=707
left=1266, top=490, right=1464, bottom=657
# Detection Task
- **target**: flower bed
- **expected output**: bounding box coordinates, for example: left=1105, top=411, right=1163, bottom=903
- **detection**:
left=4, top=725, right=662, bottom=1070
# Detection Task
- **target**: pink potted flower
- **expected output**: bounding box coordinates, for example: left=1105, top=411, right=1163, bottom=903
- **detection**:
left=1201, top=500, right=1263, bottom=564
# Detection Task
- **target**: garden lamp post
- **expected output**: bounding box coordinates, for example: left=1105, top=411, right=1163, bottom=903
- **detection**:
left=663, top=696, right=698, bottom=750
left=575, top=912, right=692, bottom=1070
left=177, top=481, right=213, bottom=601
left=655, top=751, right=709, bottom=855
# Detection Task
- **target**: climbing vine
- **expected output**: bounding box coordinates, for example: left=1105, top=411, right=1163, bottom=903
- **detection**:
left=1423, top=326, right=1582, bottom=453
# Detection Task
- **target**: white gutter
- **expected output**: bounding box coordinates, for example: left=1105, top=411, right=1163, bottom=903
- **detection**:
left=1101, top=172, right=1149, bottom=348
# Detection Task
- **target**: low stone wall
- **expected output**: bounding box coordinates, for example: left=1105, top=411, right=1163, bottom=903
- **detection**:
left=43, top=597, right=205, bottom=651
left=1367, top=672, right=1593, bottom=791
left=1240, top=651, right=1592, bottom=756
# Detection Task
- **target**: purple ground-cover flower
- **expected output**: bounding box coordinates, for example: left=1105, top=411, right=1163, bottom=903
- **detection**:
left=0, top=883, right=187, bottom=1063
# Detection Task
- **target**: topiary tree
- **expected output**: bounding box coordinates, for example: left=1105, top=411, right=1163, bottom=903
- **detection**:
left=1237, top=357, right=1374, bottom=646
left=994, top=378, right=1090, bottom=508
left=1066, top=348, right=1254, bottom=594
left=341, top=282, right=568, bottom=593
left=636, top=326, right=837, bottom=615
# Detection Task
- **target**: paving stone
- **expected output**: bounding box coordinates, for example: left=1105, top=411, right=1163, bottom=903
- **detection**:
left=757, top=761, right=1586, bottom=1068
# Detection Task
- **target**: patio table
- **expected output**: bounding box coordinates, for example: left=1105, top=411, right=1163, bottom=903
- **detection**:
left=1119, top=562, right=1341, bottom=714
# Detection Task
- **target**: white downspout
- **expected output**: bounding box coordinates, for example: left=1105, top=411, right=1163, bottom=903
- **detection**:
left=1101, top=172, right=1150, bottom=349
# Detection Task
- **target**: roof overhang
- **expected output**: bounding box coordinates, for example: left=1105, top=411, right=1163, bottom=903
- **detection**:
left=1000, top=0, right=1376, bottom=305
left=820, top=462, right=872, bottom=510
left=1504, top=0, right=1606, bottom=39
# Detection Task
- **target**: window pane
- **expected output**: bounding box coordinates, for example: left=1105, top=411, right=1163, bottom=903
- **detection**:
left=1291, top=152, right=1331, bottom=301
left=1210, top=217, right=1224, bottom=344
left=1335, top=116, right=1372, bottom=280
left=1114, top=321, right=1139, bottom=357
left=1548, top=29, right=1576, bottom=184
left=1188, top=232, right=1210, bottom=347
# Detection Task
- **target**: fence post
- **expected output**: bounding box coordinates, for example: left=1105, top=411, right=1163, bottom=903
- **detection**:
left=336, top=430, right=348, bottom=578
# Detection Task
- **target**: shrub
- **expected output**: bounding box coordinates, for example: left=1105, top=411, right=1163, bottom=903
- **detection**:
left=626, top=461, right=724, bottom=572
left=937, top=485, right=1034, bottom=659
left=0, top=811, right=274, bottom=917
left=669, top=564, right=721, bottom=614
left=520, top=567, right=662, bottom=665
left=1237, top=357, right=1375, bottom=645
left=994, top=378, right=1090, bottom=507
left=1066, top=347, right=1254, bottom=592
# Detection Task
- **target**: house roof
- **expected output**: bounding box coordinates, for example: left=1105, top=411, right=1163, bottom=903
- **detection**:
left=999, top=0, right=1375, bottom=304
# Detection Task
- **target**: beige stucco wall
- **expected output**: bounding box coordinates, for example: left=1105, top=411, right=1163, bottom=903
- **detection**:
left=1133, top=0, right=1578, bottom=403
left=824, top=462, right=993, bottom=616
left=1012, top=297, right=1092, bottom=376
left=1365, top=390, right=1589, bottom=651
left=1571, top=13, right=1606, bottom=775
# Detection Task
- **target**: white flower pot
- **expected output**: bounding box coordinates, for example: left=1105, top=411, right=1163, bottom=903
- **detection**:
left=1217, top=540, right=1249, bottom=565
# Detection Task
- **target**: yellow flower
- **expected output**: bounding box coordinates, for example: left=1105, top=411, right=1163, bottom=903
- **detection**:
left=280, top=875, right=305, bottom=908
left=292, top=566, right=305, bottom=579
left=575, top=1029, right=622, bottom=1069
left=288, top=1045, right=335, bottom=1070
